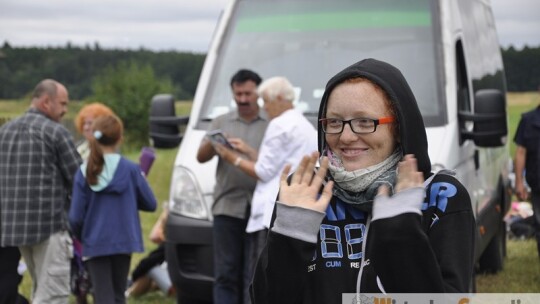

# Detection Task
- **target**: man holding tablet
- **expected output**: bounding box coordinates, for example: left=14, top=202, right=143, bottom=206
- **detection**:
left=197, top=69, right=268, bottom=304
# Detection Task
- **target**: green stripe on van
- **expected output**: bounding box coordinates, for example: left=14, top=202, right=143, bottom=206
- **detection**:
left=236, top=11, right=431, bottom=33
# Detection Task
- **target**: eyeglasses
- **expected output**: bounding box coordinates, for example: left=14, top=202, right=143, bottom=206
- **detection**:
left=319, top=116, right=395, bottom=134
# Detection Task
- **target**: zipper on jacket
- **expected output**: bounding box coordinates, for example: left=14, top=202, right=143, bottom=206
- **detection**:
left=356, top=215, right=371, bottom=296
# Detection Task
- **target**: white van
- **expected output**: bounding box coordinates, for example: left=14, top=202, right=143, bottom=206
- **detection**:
left=151, top=0, right=511, bottom=302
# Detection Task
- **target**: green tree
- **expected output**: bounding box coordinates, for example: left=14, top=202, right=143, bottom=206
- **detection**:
left=0, top=44, right=205, bottom=100
left=502, top=46, right=540, bottom=91
left=92, top=60, right=174, bottom=149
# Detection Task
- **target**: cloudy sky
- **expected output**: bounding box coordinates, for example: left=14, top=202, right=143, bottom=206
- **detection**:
left=0, top=0, right=538, bottom=53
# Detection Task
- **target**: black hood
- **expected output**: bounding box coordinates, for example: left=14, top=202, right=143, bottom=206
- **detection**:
left=317, top=58, right=431, bottom=179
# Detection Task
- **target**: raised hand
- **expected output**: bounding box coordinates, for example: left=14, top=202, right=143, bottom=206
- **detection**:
left=278, top=151, right=334, bottom=213
left=378, top=154, right=423, bottom=196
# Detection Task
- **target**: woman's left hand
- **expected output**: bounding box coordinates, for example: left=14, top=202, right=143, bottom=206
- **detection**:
left=378, top=154, right=423, bottom=196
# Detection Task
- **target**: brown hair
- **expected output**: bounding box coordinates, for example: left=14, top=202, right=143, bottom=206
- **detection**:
left=74, top=103, right=114, bottom=134
left=86, top=115, right=124, bottom=185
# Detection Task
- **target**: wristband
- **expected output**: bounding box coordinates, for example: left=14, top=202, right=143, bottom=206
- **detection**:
left=234, top=157, right=242, bottom=167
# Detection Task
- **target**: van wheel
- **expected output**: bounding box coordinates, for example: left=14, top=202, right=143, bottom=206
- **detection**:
left=477, top=220, right=506, bottom=273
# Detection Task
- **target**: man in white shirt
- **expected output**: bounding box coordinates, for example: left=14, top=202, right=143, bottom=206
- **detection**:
left=214, top=76, right=317, bottom=291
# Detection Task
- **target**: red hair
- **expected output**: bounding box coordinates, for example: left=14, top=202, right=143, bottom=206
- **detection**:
left=74, top=102, right=114, bottom=134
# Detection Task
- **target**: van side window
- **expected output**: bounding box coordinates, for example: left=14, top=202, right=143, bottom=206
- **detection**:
left=456, top=41, right=471, bottom=145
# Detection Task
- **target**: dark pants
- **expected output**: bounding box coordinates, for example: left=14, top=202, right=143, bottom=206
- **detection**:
left=86, top=254, right=131, bottom=304
left=131, top=243, right=165, bottom=281
left=213, top=215, right=250, bottom=304
left=510, top=216, right=535, bottom=238
left=246, top=229, right=268, bottom=291
left=531, top=191, right=540, bottom=258
left=0, top=246, right=21, bottom=304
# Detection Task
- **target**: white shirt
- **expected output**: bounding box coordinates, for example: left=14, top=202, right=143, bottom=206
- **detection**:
left=246, top=109, right=318, bottom=233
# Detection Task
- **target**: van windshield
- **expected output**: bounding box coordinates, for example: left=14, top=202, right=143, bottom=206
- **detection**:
left=199, top=0, right=444, bottom=127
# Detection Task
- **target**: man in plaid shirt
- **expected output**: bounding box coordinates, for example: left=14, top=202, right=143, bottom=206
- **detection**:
left=0, top=79, right=82, bottom=303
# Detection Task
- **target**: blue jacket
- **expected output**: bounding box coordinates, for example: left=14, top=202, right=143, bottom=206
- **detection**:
left=69, top=156, right=157, bottom=258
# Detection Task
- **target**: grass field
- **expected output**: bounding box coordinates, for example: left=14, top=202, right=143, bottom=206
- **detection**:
left=476, top=239, right=540, bottom=292
left=4, top=92, right=540, bottom=302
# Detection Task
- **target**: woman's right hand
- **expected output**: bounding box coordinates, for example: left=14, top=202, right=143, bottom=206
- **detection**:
left=278, top=151, right=334, bottom=213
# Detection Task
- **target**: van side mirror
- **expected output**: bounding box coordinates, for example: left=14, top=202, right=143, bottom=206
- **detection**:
left=458, top=89, right=507, bottom=147
left=149, top=94, right=189, bottom=148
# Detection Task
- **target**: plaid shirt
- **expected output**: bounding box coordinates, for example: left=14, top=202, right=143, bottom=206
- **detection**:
left=0, top=108, right=82, bottom=246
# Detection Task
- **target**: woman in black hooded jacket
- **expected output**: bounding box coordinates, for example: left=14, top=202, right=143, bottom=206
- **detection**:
left=250, top=59, right=475, bottom=304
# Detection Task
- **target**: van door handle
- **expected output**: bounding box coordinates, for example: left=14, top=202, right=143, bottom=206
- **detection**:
left=474, top=149, right=479, bottom=170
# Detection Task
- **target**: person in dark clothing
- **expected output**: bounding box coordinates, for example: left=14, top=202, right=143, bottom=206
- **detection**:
left=0, top=246, right=28, bottom=304
left=514, top=85, right=540, bottom=257
left=250, top=58, right=475, bottom=304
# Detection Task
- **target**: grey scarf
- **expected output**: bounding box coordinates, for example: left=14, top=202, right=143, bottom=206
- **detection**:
left=323, top=147, right=402, bottom=212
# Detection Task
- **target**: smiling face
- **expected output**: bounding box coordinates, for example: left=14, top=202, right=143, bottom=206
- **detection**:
left=324, top=79, right=398, bottom=171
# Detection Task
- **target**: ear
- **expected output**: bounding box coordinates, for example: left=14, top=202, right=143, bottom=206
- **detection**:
left=37, top=94, right=51, bottom=112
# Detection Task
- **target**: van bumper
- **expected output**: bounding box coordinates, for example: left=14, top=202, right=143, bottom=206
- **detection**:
left=165, top=214, right=214, bottom=303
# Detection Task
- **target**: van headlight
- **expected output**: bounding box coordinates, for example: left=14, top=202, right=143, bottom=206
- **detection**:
left=168, top=166, right=209, bottom=220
